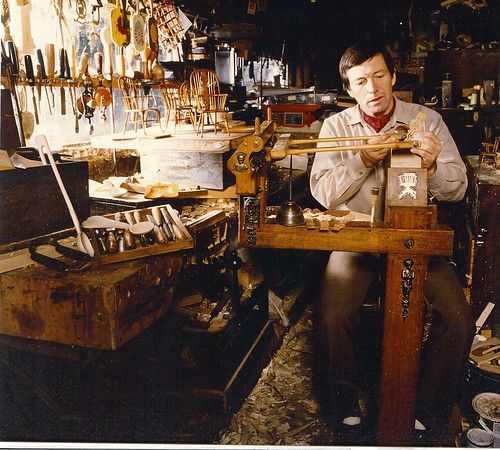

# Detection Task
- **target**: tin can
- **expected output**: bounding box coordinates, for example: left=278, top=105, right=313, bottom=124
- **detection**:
left=466, top=428, right=493, bottom=447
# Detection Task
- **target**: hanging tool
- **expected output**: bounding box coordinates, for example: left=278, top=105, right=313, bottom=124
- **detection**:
left=1, top=38, right=26, bottom=149
left=111, top=0, right=130, bottom=47
left=36, top=48, right=52, bottom=115
left=78, top=51, right=95, bottom=134
left=93, top=52, right=111, bottom=121
left=100, top=26, right=115, bottom=133
left=81, top=81, right=95, bottom=135
left=18, top=0, right=36, bottom=56
left=45, top=43, right=55, bottom=109
left=18, top=68, right=34, bottom=141
left=6, top=41, right=18, bottom=75
left=35, top=62, right=42, bottom=118
left=130, top=0, right=146, bottom=53
left=24, top=54, right=39, bottom=125
left=61, top=48, right=78, bottom=133
left=58, top=48, right=67, bottom=115
left=68, top=78, right=79, bottom=134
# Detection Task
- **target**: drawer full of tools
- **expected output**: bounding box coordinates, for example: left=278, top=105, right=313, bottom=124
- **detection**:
left=85, top=204, right=194, bottom=265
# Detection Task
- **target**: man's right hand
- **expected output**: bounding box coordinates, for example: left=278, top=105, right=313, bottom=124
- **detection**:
left=359, top=133, right=396, bottom=168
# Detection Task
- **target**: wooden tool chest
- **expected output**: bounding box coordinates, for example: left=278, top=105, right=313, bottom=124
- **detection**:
left=0, top=160, right=89, bottom=247
left=0, top=254, right=183, bottom=350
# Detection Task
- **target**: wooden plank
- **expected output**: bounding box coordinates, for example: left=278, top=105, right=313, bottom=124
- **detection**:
left=240, top=220, right=454, bottom=256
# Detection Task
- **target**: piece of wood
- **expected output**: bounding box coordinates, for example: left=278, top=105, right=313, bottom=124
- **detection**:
left=386, top=167, right=428, bottom=209
left=130, top=0, right=146, bottom=52
left=110, top=0, right=130, bottom=48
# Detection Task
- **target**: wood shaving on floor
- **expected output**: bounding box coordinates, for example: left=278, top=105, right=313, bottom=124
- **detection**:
left=218, top=305, right=334, bottom=445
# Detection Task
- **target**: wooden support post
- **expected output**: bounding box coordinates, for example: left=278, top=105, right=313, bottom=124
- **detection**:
left=377, top=206, right=434, bottom=445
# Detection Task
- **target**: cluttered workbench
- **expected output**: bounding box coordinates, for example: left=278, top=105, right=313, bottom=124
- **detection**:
left=0, top=119, right=316, bottom=441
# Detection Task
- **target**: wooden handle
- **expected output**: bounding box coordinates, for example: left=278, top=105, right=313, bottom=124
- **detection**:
left=78, top=52, right=89, bottom=78
left=271, top=140, right=420, bottom=159
left=123, top=229, right=136, bottom=249
left=124, top=211, right=135, bottom=225
left=45, top=43, right=55, bottom=79
left=133, top=210, right=143, bottom=223
left=94, top=52, right=103, bottom=76
left=151, top=206, right=163, bottom=225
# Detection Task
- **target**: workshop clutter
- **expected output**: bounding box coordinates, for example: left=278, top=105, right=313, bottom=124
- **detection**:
left=84, top=205, right=193, bottom=265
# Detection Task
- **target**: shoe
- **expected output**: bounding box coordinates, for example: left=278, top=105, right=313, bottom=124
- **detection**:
left=411, top=427, right=436, bottom=447
left=333, top=417, right=374, bottom=446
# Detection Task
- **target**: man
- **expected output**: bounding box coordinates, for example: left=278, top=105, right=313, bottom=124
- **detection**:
left=310, top=41, right=473, bottom=445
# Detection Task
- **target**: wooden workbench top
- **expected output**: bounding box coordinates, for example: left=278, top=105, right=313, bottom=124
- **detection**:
left=91, top=124, right=249, bottom=153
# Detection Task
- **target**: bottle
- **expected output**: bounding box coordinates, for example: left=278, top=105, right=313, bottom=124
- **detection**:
left=480, top=323, right=492, bottom=339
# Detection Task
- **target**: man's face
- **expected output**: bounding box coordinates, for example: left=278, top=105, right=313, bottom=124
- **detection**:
left=345, top=53, right=396, bottom=117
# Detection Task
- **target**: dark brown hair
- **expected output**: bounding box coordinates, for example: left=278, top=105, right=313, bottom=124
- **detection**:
left=339, top=42, right=395, bottom=90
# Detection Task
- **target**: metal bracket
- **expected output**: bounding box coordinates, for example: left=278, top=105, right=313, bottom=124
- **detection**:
left=243, top=196, right=260, bottom=246
left=401, top=258, right=415, bottom=321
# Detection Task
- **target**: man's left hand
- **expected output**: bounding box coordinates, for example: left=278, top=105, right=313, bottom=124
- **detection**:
left=410, top=131, right=440, bottom=177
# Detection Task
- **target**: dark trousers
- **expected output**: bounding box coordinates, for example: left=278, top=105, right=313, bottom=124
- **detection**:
left=318, top=251, right=474, bottom=433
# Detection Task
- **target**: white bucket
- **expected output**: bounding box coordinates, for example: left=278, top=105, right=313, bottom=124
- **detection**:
left=472, top=392, right=500, bottom=447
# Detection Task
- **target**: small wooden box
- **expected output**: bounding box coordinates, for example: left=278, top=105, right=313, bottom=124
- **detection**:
left=0, top=254, right=183, bottom=349
left=0, top=161, right=89, bottom=247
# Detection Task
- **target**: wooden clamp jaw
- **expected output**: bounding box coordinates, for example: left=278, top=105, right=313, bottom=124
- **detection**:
left=227, top=119, right=276, bottom=246
left=227, top=119, right=276, bottom=196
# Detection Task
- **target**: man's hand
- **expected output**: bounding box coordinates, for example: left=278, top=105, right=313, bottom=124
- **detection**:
left=410, top=131, right=440, bottom=177
left=359, top=133, right=395, bottom=168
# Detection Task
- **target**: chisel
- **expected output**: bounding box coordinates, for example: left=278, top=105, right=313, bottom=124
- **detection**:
left=58, top=48, right=66, bottom=115
left=151, top=206, right=174, bottom=241
left=45, top=43, right=55, bottom=108
left=159, top=207, right=177, bottom=242
left=6, top=41, right=18, bottom=75
left=24, top=54, right=39, bottom=124
left=36, top=48, right=51, bottom=114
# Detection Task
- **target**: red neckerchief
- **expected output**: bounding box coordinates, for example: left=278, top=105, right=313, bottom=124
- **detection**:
left=359, top=101, right=396, bottom=133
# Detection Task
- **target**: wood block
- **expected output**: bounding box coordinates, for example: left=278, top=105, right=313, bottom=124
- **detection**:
left=386, top=167, right=427, bottom=209
left=389, top=149, right=422, bottom=168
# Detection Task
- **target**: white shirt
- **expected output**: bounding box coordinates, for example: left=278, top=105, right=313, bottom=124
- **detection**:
left=309, top=98, right=468, bottom=219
